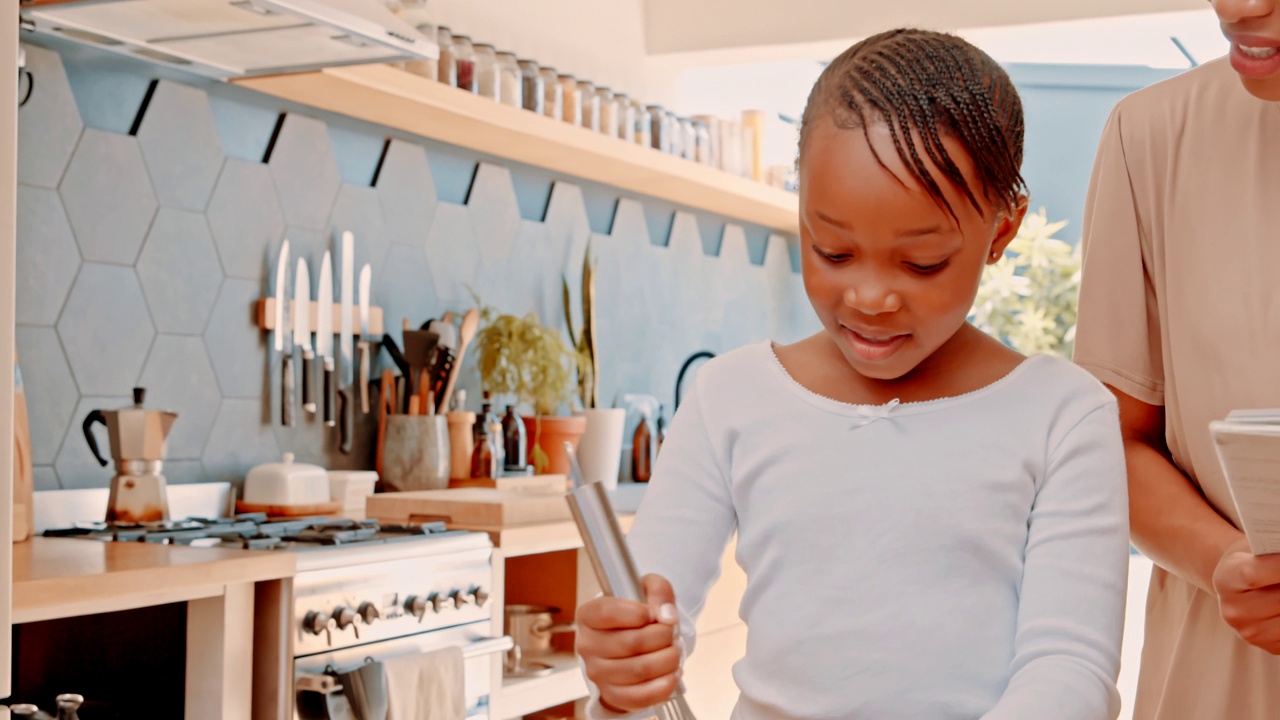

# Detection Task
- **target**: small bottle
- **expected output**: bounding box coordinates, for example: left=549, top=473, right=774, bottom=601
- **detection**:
left=615, top=93, right=636, bottom=143
left=452, top=35, right=477, bottom=92
left=633, top=101, right=652, bottom=148
left=559, top=73, right=581, bottom=126
left=403, top=22, right=438, bottom=80
left=656, top=405, right=666, bottom=454
left=540, top=66, right=562, bottom=119
left=473, top=43, right=499, bottom=99
left=475, top=398, right=494, bottom=446
left=497, top=52, right=523, bottom=107
left=436, top=26, right=457, bottom=86
left=632, top=413, right=652, bottom=483
left=519, top=59, right=543, bottom=114
left=471, top=422, right=505, bottom=479
left=577, top=80, right=600, bottom=132
left=502, top=405, right=527, bottom=470
left=595, top=86, right=617, bottom=138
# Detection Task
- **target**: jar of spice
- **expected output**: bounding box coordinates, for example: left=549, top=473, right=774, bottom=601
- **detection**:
left=666, top=111, right=683, bottom=157
left=633, top=101, right=651, bottom=148
left=595, top=86, right=617, bottom=138
left=558, top=73, right=581, bottom=126
left=519, top=59, right=543, bottom=114
left=452, top=35, right=477, bottom=92
left=403, top=22, right=437, bottom=80
left=577, top=80, right=600, bottom=132
left=436, top=26, right=457, bottom=86
left=678, top=116, right=696, bottom=160
left=540, top=67, right=562, bottom=119
left=693, top=117, right=713, bottom=165
left=646, top=104, right=667, bottom=152
left=473, top=43, right=499, bottom=99
left=497, top=52, right=522, bottom=107
left=615, top=93, right=636, bottom=142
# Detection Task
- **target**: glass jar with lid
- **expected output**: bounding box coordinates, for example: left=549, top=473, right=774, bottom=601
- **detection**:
left=693, top=117, right=713, bottom=165
left=646, top=104, right=667, bottom=152
left=595, top=87, right=618, bottom=138
left=436, top=26, right=457, bottom=86
left=678, top=116, right=696, bottom=160
left=540, top=67, right=562, bottom=119
left=577, top=80, right=600, bottom=132
left=633, top=101, right=651, bottom=148
left=452, top=35, right=477, bottom=92
left=473, top=43, right=499, bottom=99
left=403, top=22, right=437, bottom=80
left=558, top=74, right=581, bottom=126
left=496, top=52, right=522, bottom=107
left=615, top=93, right=636, bottom=142
left=519, top=59, right=543, bottom=114
left=666, top=111, right=683, bottom=157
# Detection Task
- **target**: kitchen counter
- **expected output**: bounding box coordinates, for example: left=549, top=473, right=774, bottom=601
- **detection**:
left=13, top=537, right=296, bottom=720
left=13, top=536, right=295, bottom=623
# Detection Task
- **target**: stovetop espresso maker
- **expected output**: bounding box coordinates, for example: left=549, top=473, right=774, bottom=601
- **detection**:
left=82, top=387, right=178, bottom=524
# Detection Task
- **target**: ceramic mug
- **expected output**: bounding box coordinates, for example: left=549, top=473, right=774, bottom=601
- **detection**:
left=382, top=415, right=450, bottom=492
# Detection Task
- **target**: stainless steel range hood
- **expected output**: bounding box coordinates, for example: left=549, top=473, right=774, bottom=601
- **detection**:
left=20, top=0, right=439, bottom=78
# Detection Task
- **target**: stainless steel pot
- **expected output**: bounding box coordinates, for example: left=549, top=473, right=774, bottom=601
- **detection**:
left=504, top=604, right=575, bottom=658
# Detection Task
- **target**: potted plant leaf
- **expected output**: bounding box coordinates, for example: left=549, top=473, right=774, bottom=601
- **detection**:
left=471, top=303, right=585, bottom=475
left=563, top=239, right=626, bottom=489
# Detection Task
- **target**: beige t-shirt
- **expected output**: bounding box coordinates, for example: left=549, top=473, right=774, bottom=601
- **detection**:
left=1075, top=57, right=1280, bottom=720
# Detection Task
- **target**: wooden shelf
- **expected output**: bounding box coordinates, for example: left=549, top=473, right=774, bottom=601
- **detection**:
left=494, top=652, right=587, bottom=719
left=233, top=65, right=800, bottom=235
left=454, top=514, right=635, bottom=559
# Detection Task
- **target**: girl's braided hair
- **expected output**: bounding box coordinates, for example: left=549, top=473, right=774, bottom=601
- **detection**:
left=800, top=28, right=1026, bottom=222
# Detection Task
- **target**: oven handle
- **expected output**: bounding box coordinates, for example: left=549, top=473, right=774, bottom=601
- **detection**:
left=464, top=634, right=515, bottom=660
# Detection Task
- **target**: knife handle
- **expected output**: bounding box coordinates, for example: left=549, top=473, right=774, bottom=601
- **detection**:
left=359, top=341, right=371, bottom=414
left=282, top=352, right=295, bottom=427
left=323, top=358, right=335, bottom=428
left=301, top=349, right=315, bottom=414
left=338, top=387, right=353, bottom=455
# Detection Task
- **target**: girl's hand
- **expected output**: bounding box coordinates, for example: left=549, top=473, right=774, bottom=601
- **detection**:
left=576, top=574, right=682, bottom=712
left=1213, top=538, right=1280, bottom=654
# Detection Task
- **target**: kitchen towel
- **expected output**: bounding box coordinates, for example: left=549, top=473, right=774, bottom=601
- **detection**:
left=384, top=646, right=465, bottom=720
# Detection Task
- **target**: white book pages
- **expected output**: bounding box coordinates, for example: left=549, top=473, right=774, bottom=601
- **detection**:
left=1211, top=418, right=1280, bottom=555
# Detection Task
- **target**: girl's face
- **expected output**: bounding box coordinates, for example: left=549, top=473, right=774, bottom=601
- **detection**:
left=1213, top=0, right=1280, bottom=100
left=799, top=118, right=1025, bottom=383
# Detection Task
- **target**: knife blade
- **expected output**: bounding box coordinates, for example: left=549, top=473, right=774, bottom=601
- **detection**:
left=338, top=231, right=355, bottom=454
left=294, top=258, right=314, bottom=415
left=317, top=250, right=335, bottom=428
left=274, top=240, right=294, bottom=427
left=358, top=263, right=372, bottom=414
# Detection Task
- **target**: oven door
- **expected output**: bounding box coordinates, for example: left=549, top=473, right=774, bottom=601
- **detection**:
left=294, top=621, right=512, bottom=720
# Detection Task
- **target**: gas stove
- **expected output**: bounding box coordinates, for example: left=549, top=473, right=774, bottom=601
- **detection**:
left=42, top=514, right=466, bottom=553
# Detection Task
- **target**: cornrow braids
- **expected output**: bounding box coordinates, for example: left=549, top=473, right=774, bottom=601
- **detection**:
left=800, top=28, right=1026, bottom=222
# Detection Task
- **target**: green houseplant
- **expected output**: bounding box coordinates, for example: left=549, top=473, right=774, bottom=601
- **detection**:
left=970, top=208, right=1081, bottom=358
left=471, top=303, right=584, bottom=474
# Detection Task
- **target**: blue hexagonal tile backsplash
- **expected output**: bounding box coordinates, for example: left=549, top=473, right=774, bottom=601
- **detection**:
left=15, top=42, right=814, bottom=489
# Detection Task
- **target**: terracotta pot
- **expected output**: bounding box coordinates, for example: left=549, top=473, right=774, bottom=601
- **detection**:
left=521, top=414, right=588, bottom=475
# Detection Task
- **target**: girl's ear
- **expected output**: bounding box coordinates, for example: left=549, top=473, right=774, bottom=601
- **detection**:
left=988, top=195, right=1029, bottom=263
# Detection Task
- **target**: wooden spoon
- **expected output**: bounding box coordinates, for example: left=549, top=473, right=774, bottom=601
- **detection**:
left=439, top=308, right=479, bottom=413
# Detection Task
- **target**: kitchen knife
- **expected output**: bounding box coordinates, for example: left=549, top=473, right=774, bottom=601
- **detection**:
left=274, top=240, right=294, bottom=427
left=338, top=231, right=355, bottom=454
left=294, top=257, right=315, bottom=415
left=317, top=250, right=335, bottom=428
left=358, top=263, right=372, bottom=414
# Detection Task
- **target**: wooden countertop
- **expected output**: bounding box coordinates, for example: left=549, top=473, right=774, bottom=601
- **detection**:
left=13, top=537, right=296, bottom=623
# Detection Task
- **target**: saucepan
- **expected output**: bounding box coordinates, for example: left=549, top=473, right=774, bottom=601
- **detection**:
left=504, top=604, right=576, bottom=677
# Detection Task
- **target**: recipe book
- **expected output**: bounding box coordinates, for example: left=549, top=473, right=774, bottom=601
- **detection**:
left=1210, top=409, right=1280, bottom=555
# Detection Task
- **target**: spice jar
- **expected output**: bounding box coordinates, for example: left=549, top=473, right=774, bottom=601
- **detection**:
left=436, top=26, right=457, bottom=86
left=694, top=115, right=720, bottom=168
left=595, top=86, right=617, bottom=138
left=577, top=80, right=600, bottom=132
left=403, top=22, right=438, bottom=80
left=615, top=93, right=636, bottom=142
left=452, top=34, right=477, bottom=92
left=666, top=111, right=683, bottom=157
left=519, top=59, right=543, bottom=114
left=558, top=74, right=581, bottom=126
left=473, top=43, right=499, bottom=99
left=633, top=101, right=651, bottom=148
left=694, top=118, right=713, bottom=165
left=678, top=116, right=696, bottom=160
left=540, top=66, right=562, bottom=119
left=646, top=104, right=667, bottom=152
left=497, top=52, right=522, bottom=107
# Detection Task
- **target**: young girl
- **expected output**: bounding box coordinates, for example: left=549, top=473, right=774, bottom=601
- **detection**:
left=576, top=29, right=1130, bottom=720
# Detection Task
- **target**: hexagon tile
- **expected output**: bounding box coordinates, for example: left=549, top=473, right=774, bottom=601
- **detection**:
left=207, top=158, right=285, bottom=279
left=719, top=224, right=752, bottom=267
left=376, top=139, right=437, bottom=248
left=203, top=399, right=282, bottom=487
left=424, top=203, right=479, bottom=305
left=136, top=80, right=225, bottom=212
left=16, top=184, right=81, bottom=326
left=378, top=243, right=441, bottom=340
left=57, top=395, right=131, bottom=490
left=56, top=263, right=156, bottom=396
left=59, top=128, right=158, bottom=266
left=137, top=335, right=222, bottom=460
left=473, top=219, right=545, bottom=320
left=543, top=181, right=591, bottom=276
left=18, top=44, right=83, bottom=190
left=268, top=113, right=341, bottom=231
left=466, top=163, right=520, bottom=264
left=136, top=209, right=223, bottom=334
left=329, top=183, right=389, bottom=275
left=15, top=326, right=78, bottom=466
left=205, top=278, right=269, bottom=399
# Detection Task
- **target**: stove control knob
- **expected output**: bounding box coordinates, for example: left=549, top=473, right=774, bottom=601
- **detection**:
left=303, top=611, right=335, bottom=645
left=449, top=589, right=469, bottom=609
left=428, top=592, right=448, bottom=613
left=469, top=587, right=490, bottom=607
left=357, top=602, right=380, bottom=625
left=333, top=606, right=360, bottom=639
left=405, top=595, right=429, bottom=623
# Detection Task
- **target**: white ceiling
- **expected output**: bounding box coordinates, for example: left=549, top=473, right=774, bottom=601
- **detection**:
left=643, top=0, right=1210, bottom=54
